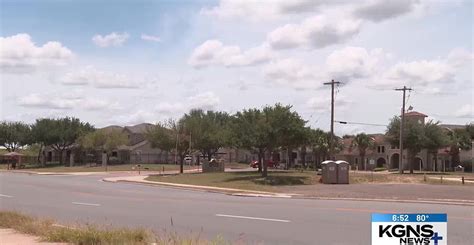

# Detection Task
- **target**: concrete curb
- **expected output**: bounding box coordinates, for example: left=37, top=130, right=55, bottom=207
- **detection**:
left=296, top=196, right=474, bottom=206
left=103, top=178, right=293, bottom=197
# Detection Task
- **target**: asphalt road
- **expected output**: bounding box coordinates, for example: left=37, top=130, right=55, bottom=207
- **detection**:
left=1, top=172, right=473, bottom=245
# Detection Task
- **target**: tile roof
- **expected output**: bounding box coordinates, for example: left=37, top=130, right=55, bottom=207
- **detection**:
left=404, top=111, right=428, bottom=117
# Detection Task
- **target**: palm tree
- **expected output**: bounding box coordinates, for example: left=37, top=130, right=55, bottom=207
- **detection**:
left=351, top=133, right=374, bottom=170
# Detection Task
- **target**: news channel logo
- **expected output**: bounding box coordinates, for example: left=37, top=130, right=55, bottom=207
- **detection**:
left=371, top=213, right=447, bottom=245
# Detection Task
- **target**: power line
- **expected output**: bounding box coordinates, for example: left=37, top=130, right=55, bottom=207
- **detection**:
left=335, top=121, right=387, bottom=127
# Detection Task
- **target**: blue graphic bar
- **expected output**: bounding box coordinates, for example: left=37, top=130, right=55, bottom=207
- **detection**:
left=372, top=213, right=447, bottom=222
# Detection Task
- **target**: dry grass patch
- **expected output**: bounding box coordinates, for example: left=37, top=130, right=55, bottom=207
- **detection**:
left=0, top=211, right=232, bottom=245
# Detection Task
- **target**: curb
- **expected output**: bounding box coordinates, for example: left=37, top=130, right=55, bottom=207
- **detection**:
left=296, top=196, right=474, bottom=206
left=102, top=178, right=293, bottom=198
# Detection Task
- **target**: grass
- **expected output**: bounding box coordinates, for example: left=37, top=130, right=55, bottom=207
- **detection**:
left=0, top=211, right=232, bottom=245
left=349, top=171, right=474, bottom=185
left=146, top=171, right=318, bottom=192
left=146, top=170, right=473, bottom=193
left=2, top=163, right=194, bottom=173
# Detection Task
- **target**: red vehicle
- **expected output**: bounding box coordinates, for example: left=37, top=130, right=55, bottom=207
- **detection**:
left=250, top=160, right=277, bottom=168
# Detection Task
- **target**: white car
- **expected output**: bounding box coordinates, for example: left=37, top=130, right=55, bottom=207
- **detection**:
left=184, top=156, right=192, bottom=164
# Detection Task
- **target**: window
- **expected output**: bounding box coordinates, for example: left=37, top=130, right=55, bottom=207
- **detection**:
left=381, top=146, right=385, bottom=153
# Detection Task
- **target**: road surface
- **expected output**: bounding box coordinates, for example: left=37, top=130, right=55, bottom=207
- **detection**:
left=1, top=172, right=472, bottom=245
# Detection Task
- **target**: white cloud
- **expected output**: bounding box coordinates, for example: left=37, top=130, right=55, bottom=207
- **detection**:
left=267, top=14, right=361, bottom=50
left=454, top=104, right=473, bottom=118
left=326, top=47, right=386, bottom=80
left=92, top=32, right=129, bottom=47
left=383, top=60, right=454, bottom=87
left=187, top=92, right=220, bottom=110
left=0, top=33, right=73, bottom=73
left=82, top=98, right=121, bottom=111
left=155, top=102, right=186, bottom=115
left=18, top=93, right=80, bottom=110
left=263, top=58, right=323, bottom=90
left=307, top=95, right=352, bottom=113
left=188, top=40, right=273, bottom=68
left=141, top=34, right=161, bottom=42
left=447, top=48, right=474, bottom=67
left=202, top=0, right=424, bottom=22
left=59, top=66, right=142, bottom=89
left=201, top=0, right=345, bottom=21
left=353, top=0, right=421, bottom=22
left=200, top=0, right=281, bottom=21
left=18, top=92, right=121, bottom=111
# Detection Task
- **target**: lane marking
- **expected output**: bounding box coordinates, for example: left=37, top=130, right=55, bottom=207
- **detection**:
left=216, top=214, right=290, bottom=223
left=72, top=202, right=101, bottom=207
left=0, top=194, right=13, bottom=198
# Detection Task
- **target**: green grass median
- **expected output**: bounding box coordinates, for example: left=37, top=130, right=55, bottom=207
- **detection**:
left=146, top=171, right=319, bottom=192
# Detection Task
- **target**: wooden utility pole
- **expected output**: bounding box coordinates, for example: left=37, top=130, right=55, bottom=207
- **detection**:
left=395, top=86, right=412, bottom=174
left=324, top=80, right=341, bottom=160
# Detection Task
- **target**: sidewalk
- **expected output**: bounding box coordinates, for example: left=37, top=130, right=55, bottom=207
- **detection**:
left=0, top=229, right=67, bottom=245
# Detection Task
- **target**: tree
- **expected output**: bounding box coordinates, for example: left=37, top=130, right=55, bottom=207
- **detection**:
left=263, top=104, right=307, bottom=170
left=447, top=127, right=472, bottom=170
left=79, top=128, right=128, bottom=166
left=31, top=119, right=55, bottom=166
left=32, top=117, right=94, bottom=165
left=146, top=119, right=190, bottom=173
left=308, top=129, right=329, bottom=170
left=0, top=121, right=32, bottom=152
left=231, top=108, right=269, bottom=173
left=351, top=133, right=374, bottom=170
left=181, top=109, right=230, bottom=161
left=424, top=121, right=448, bottom=171
left=232, top=104, right=307, bottom=177
left=386, top=116, right=426, bottom=174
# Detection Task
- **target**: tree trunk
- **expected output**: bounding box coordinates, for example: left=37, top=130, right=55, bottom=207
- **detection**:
left=432, top=152, right=438, bottom=172
left=179, top=154, right=185, bottom=174
left=301, top=147, right=307, bottom=169
left=37, top=144, right=44, bottom=167
left=408, top=151, right=415, bottom=174
left=360, top=153, right=366, bottom=170
left=262, top=151, right=268, bottom=177
left=58, top=150, right=64, bottom=165
left=257, top=149, right=263, bottom=173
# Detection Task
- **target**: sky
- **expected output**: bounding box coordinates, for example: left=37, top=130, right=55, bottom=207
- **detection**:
left=0, top=0, right=473, bottom=136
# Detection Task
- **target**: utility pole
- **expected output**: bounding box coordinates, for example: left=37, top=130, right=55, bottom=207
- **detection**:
left=324, top=79, right=341, bottom=160
left=395, top=86, right=412, bottom=174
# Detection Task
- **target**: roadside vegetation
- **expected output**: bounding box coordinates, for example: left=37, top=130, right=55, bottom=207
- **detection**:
left=0, top=211, right=232, bottom=245
left=1, top=105, right=472, bottom=176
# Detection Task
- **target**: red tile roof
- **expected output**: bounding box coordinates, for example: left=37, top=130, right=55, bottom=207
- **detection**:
left=404, top=111, right=428, bottom=117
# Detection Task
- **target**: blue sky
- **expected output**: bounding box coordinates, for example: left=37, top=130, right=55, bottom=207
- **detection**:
left=1, top=0, right=472, bottom=135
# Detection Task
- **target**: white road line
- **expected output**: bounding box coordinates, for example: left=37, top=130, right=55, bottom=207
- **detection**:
left=0, top=194, right=13, bottom=198
left=72, top=202, right=101, bottom=207
left=216, top=214, right=290, bottom=223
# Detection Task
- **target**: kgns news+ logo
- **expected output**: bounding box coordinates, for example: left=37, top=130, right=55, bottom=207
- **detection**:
left=372, top=213, right=447, bottom=245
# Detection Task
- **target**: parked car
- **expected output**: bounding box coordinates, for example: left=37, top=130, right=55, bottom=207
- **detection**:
left=250, top=160, right=277, bottom=168
left=184, top=155, right=192, bottom=164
